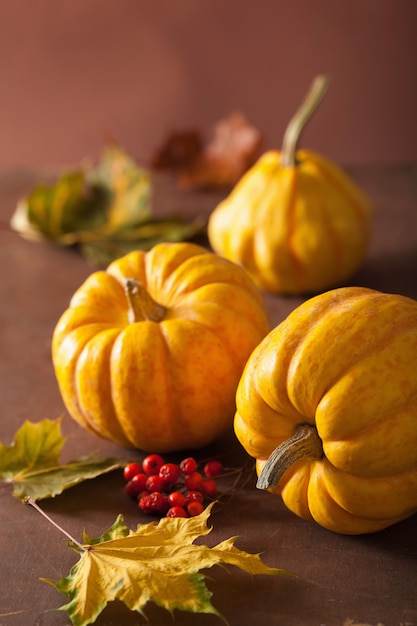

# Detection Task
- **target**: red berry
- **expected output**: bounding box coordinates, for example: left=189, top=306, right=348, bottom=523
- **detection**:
left=184, top=471, right=203, bottom=490
left=138, top=494, right=153, bottom=514
left=123, top=462, right=142, bottom=481
left=203, top=460, right=223, bottom=478
left=179, top=457, right=198, bottom=475
left=199, top=479, right=217, bottom=497
left=166, top=506, right=187, bottom=518
left=139, top=491, right=166, bottom=514
left=150, top=491, right=167, bottom=513
left=167, top=491, right=186, bottom=508
left=159, top=463, right=180, bottom=485
left=185, top=490, right=204, bottom=505
left=142, top=454, right=164, bottom=475
left=145, top=474, right=165, bottom=493
left=187, top=501, right=204, bottom=517
left=125, top=473, right=148, bottom=498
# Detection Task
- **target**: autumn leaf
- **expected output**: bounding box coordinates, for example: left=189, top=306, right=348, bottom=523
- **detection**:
left=10, top=170, right=101, bottom=244
left=152, top=111, right=263, bottom=190
left=86, top=142, right=152, bottom=232
left=151, top=128, right=203, bottom=171
left=10, top=144, right=203, bottom=264
left=80, top=214, right=204, bottom=267
left=39, top=502, right=291, bottom=625
left=0, top=419, right=126, bottom=501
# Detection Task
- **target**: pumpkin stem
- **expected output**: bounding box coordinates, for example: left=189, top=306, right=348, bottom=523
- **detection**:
left=123, top=278, right=166, bottom=323
left=280, top=74, right=330, bottom=168
left=256, top=423, right=323, bottom=490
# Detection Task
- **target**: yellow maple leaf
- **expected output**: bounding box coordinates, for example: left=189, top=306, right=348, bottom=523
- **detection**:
left=43, top=503, right=291, bottom=625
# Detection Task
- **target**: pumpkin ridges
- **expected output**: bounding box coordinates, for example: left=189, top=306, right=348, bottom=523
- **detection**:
left=283, top=159, right=370, bottom=292
left=306, top=464, right=397, bottom=535
left=207, top=152, right=276, bottom=284
left=172, top=282, right=270, bottom=344
left=301, top=149, right=373, bottom=238
left=144, top=242, right=210, bottom=298
left=320, top=458, right=417, bottom=520
left=154, top=251, right=266, bottom=308
left=235, top=286, right=417, bottom=534
left=313, top=298, right=417, bottom=444
left=110, top=322, right=175, bottom=452
left=69, top=272, right=128, bottom=322
left=74, top=328, right=132, bottom=446
left=250, top=163, right=302, bottom=292
left=234, top=290, right=370, bottom=445
left=110, top=316, right=240, bottom=453
left=319, top=342, right=417, bottom=476
left=166, top=303, right=254, bottom=375
left=107, top=249, right=147, bottom=286
left=53, top=323, right=118, bottom=436
left=293, top=174, right=349, bottom=288
left=284, top=290, right=417, bottom=425
left=207, top=77, right=373, bottom=295
left=249, top=289, right=369, bottom=421
left=53, top=241, right=270, bottom=453
left=208, top=150, right=306, bottom=293
left=270, top=458, right=315, bottom=521
left=157, top=319, right=238, bottom=450
left=303, top=151, right=372, bottom=261
left=285, top=170, right=341, bottom=292
left=210, top=149, right=372, bottom=294
left=236, top=288, right=417, bottom=460
left=280, top=166, right=304, bottom=293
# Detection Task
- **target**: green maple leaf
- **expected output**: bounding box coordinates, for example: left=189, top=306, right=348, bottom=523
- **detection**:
left=42, top=503, right=291, bottom=625
left=0, top=419, right=126, bottom=501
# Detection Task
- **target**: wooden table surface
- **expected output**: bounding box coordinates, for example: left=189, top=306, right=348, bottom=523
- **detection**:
left=1, top=165, right=417, bottom=626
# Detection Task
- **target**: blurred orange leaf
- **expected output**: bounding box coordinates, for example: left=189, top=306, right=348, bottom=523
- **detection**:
left=152, top=112, right=263, bottom=190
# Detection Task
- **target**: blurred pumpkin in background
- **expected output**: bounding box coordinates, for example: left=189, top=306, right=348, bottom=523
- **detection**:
left=208, top=75, right=373, bottom=295
left=52, top=241, right=270, bottom=453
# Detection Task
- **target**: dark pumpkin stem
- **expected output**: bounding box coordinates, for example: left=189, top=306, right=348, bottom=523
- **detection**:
left=256, top=423, right=323, bottom=490
left=124, top=278, right=166, bottom=323
left=280, top=74, right=330, bottom=168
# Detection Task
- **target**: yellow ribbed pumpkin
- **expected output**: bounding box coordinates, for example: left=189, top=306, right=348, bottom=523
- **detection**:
left=52, top=241, right=270, bottom=453
left=208, top=76, right=373, bottom=294
left=234, top=287, right=417, bottom=534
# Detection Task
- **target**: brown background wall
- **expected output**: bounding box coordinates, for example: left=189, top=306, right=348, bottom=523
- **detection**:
left=0, top=0, right=416, bottom=170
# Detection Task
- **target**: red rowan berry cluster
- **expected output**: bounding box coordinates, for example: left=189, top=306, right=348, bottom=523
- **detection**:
left=123, top=454, right=224, bottom=518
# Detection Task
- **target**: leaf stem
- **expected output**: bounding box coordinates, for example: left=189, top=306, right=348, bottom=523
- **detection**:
left=25, top=497, right=86, bottom=551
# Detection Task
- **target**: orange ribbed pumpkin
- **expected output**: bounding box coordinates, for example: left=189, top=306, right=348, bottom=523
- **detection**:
left=234, top=287, right=417, bottom=534
left=208, top=76, right=373, bottom=294
left=52, top=241, right=270, bottom=453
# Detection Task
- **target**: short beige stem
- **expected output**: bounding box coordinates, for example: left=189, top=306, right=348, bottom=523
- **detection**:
left=256, top=423, right=323, bottom=490
left=280, top=74, right=330, bottom=168
left=123, top=278, right=166, bottom=323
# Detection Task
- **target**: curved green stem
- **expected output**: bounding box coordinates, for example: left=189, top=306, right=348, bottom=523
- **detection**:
left=280, top=74, right=330, bottom=168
